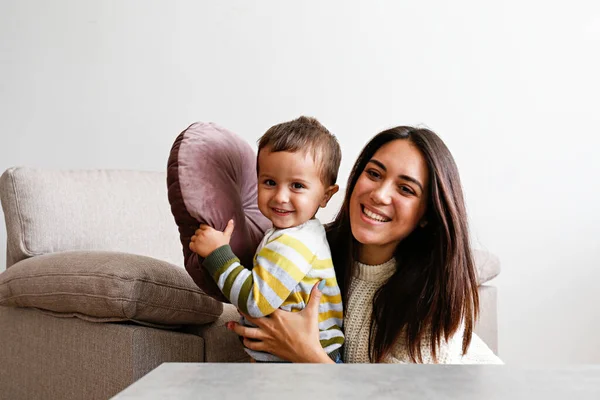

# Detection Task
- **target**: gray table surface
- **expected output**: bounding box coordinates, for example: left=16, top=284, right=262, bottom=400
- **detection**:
left=112, top=363, right=600, bottom=400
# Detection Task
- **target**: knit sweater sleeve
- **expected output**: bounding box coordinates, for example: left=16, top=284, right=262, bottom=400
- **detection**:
left=384, top=329, right=503, bottom=364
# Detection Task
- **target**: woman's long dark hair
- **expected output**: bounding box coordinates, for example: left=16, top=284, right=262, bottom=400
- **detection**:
left=327, top=127, right=479, bottom=363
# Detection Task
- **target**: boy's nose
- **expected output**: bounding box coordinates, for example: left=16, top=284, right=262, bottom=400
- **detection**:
left=273, top=188, right=289, bottom=203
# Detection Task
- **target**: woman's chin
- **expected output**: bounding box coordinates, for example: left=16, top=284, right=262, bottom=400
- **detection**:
left=350, top=228, right=382, bottom=247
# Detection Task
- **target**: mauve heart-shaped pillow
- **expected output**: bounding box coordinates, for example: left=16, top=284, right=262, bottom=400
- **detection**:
left=167, top=122, right=271, bottom=302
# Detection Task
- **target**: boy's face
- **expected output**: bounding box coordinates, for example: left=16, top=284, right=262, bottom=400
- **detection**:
left=257, top=148, right=338, bottom=229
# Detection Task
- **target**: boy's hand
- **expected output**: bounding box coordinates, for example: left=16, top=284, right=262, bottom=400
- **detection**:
left=189, top=219, right=235, bottom=258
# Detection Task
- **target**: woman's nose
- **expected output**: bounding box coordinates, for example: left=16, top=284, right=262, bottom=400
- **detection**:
left=370, top=182, right=392, bottom=205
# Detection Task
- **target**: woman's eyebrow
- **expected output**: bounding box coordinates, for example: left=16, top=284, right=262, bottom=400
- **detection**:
left=368, top=159, right=424, bottom=192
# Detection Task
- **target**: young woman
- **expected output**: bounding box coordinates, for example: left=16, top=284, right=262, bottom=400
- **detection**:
left=227, top=126, right=502, bottom=364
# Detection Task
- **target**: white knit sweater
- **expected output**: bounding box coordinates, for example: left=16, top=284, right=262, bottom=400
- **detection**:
left=342, top=258, right=503, bottom=364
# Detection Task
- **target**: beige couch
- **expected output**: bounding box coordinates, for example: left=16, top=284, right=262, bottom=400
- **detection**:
left=0, top=167, right=501, bottom=399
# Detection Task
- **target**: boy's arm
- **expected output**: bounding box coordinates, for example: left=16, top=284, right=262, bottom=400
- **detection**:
left=203, top=234, right=316, bottom=318
left=320, top=325, right=345, bottom=359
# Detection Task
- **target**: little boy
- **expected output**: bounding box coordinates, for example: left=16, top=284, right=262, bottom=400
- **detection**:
left=189, top=116, right=344, bottom=362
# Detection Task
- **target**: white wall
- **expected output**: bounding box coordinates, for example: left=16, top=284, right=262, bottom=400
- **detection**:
left=1, top=0, right=599, bottom=364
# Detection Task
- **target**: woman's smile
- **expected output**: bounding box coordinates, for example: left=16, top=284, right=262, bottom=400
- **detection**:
left=361, top=204, right=392, bottom=223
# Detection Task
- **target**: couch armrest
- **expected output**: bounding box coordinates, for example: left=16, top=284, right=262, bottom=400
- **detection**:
left=475, top=285, right=498, bottom=355
left=183, top=303, right=250, bottom=362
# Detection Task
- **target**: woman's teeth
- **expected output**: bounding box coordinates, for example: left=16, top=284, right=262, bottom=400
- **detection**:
left=363, top=207, right=390, bottom=222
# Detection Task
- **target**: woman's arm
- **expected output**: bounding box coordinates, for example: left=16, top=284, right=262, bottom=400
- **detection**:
left=227, top=282, right=336, bottom=363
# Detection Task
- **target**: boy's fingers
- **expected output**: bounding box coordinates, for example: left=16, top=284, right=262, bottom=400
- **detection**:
left=195, top=226, right=209, bottom=235
left=223, top=219, right=235, bottom=237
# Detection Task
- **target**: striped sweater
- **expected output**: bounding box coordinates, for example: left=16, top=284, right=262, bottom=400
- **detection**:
left=203, top=218, right=344, bottom=362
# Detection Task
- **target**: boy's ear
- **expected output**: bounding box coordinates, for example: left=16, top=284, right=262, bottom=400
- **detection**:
left=320, top=184, right=339, bottom=208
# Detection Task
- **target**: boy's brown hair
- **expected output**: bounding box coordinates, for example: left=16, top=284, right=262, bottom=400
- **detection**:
left=257, top=116, right=342, bottom=186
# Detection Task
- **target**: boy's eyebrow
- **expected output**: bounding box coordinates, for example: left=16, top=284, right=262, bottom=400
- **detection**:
left=286, top=176, right=312, bottom=186
left=367, top=159, right=424, bottom=192
left=257, top=174, right=311, bottom=185
left=292, top=178, right=311, bottom=185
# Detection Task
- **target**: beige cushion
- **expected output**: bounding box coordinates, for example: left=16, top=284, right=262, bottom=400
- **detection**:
left=0, top=167, right=183, bottom=268
left=0, top=251, right=222, bottom=326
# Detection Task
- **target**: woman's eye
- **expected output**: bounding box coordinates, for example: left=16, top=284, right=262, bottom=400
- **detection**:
left=366, top=170, right=380, bottom=179
left=264, top=179, right=276, bottom=186
left=292, top=182, right=305, bottom=190
left=399, top=185, right=414, bottom=195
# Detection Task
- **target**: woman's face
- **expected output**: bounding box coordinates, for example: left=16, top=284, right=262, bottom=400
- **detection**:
left=349, top=139, right=430, bottom=264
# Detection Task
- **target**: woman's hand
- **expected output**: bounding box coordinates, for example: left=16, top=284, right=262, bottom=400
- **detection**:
left=227, top=281, right=334, bottom=363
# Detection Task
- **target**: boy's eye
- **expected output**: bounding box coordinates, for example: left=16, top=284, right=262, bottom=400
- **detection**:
left=292, top=182, right=305, bottom=190
left=264, top=179, right=276, bottom=186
